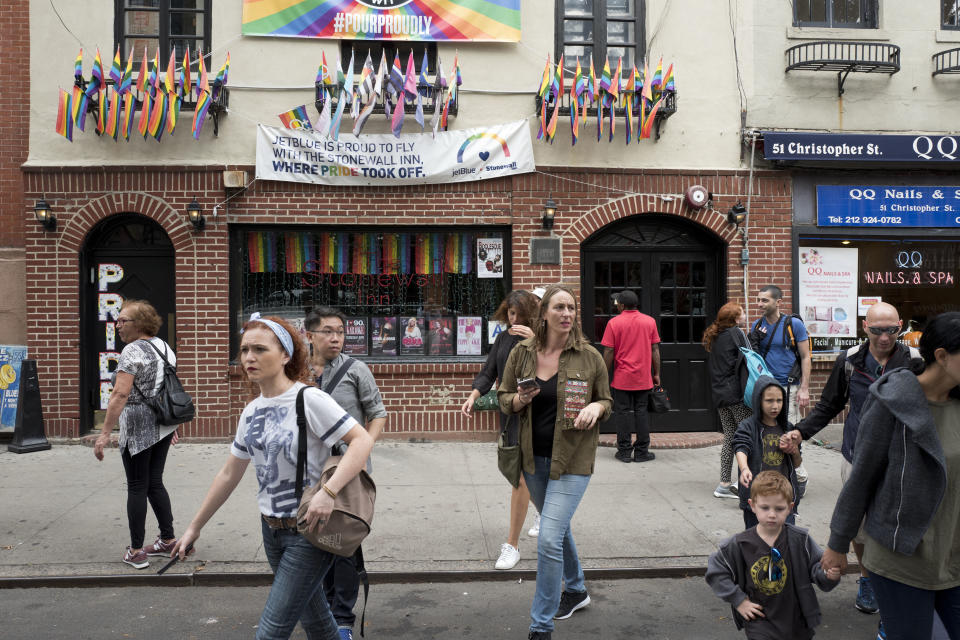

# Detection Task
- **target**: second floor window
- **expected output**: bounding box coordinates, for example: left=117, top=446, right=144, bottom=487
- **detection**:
left=794, top=0, right=878, bottom=28
left=945, top=1, right=960, bottom=29
left=557, top=0, right=646, bottom=76
left=115, top=0, right=211, bottom=65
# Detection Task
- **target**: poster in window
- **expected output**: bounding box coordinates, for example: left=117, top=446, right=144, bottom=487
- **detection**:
left=477, top=238, right=504, bottom=279
left=371, top=316, right=398, bottom=356
left=457, top=317, right=483, bottom=356
left=426, top=317, right=454, bottom=355
left=400, top=316, right=425, bottom=355
left=343, top=317, right=368, bottom=356
left=798, top=246, right=858, bottom=351
left=488, top=320, right=506, bottom=345
left=0, top=345, right=27, bottom=430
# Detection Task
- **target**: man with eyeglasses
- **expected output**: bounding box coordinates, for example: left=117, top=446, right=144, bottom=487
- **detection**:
left=305, top=306, right=387, bottom=640
left=781, top=301, right=921, bottom=621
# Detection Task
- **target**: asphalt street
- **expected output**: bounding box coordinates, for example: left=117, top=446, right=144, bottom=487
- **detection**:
left=2, top=577, right=887, bottom=640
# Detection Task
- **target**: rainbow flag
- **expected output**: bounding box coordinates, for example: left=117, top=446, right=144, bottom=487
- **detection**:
left=570, top=57, right=581, bottom=145
left=444, top=233, right=459, bottom=273
left=180, top=47, right=192, bottom=99
left=241, top=0, right=521, bottom=42
left=118, top=49, right=134, bottom=95
left=335, top=233, right=349, bottom=273
left=109, top=46, right=123, bottom=86
left=105, top=88, right=120, bottom=140
left=212, top=53, right=229, bottom=101
left=545, top=54, right=562, bottom=142
left=55, top=88, right=73, bottom=141
left=74, top=49, right=83, bottom=79
left=381, top=235, right=399, bottom=274
left=86, top=49, right=104, bottom=100
left=121, top=92, right=136, bottom=140
left=624, top=65, right=635, bottom=144
left=148, top=89, right=168, bottom=140
left=441, top=53, right=458, bottom=130
left=460, top=234, right=473, bottom=273
left=278, top=105, right=311, bottom=129
left=318, top=233, right=335, bottom=272
left=351, top=234, right=369, bottom=274
left=651, top=57, right=663, bottom=91
left=536, top=54, right=550, bottom=140
left=136, top=48, right=149, bottom=94
left=284, top=232, right=315, bottom=273
left=71, top=85, right=86, bottom=132
left=147, top=50, right=159, bottom=95
left=248, top=232, right=278, bottom=273
left=640, top=98, right=662, bottom=140
left=97, top=87, right=107, bottom=134
left=195, top=48, right=208, bottom=99
left=192, top=90, right=211, bottom=139
left=398, top=234, right=411, bottom=273
left=663, top=63, right=675, bottom=91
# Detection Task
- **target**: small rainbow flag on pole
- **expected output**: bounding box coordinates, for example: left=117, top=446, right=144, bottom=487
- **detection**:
left=121, top=92, right=136, bottom=140
left=278, top=105, right=312, bottom=129
left=55, top=88, right=73, bottom=141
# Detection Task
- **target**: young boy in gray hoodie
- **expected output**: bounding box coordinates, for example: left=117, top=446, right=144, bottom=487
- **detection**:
left=706, top=471, right=841, bottom=639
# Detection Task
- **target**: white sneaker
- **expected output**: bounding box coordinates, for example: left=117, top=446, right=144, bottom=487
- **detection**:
left=528, top=514, right=541, bottom=537
left=495, top=543, right=520, bottom=570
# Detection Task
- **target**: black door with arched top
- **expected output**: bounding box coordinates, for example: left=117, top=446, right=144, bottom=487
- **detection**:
left=79, top=214, right=175, bottom=434
left=582, top=215, right=724, bottom=432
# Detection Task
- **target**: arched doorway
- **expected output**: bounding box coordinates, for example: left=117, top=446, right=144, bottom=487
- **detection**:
left=581, top=214, right=725, bottom=432
left=79, top=214, right=175, bottom=434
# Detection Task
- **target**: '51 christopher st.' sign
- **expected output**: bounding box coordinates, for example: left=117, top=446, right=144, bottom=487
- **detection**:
left=764, top=131, right=960, bottom=163
left=817, top=185, right=960, bottom=228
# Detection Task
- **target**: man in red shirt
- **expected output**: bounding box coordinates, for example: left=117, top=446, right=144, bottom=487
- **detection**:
left=601, top=290, right=661, bottom=463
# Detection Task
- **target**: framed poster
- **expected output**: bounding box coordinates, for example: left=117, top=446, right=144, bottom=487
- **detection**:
left=426, top=317, right=454, bottom=355
left=400, top=316, right=425, bottom=355
left=371, top=316, right=398, bottom=356
left=457, top=317, right=482, bottom=355
left=344, top=317, right=368, bottom=356
left=0, top=345, right=28, bottom=430
left=477, top=238, right=504, bottom=278
left=798, top=246, right=858, bottom=351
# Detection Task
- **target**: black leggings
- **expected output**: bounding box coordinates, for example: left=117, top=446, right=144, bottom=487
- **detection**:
left=121, top=432, right=175, bottom=549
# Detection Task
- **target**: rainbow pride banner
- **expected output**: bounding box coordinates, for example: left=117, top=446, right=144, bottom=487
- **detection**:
left=257, top=119, right=534, bottom=186
left=241, top=0, right=521, bottom=42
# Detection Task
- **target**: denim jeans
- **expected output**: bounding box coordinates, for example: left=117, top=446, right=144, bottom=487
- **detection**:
left=870, top=571, right=960, bottom=640
left=257, top=520, right=339, bottom=640
left=523, top=455, right=590, bottom=633
left=612, top=388, right=651, bottom=454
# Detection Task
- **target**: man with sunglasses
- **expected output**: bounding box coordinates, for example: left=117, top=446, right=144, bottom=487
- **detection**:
left=781, top=301, right=921, bottom=621
left=306, top=307, right=387, bottom=640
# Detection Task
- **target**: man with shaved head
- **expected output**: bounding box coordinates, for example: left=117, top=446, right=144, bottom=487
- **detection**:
left=781, top=301, right=921, bottom=619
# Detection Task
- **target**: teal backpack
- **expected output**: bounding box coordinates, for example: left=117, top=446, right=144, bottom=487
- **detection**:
left=739, top=346, right=773, bottom=410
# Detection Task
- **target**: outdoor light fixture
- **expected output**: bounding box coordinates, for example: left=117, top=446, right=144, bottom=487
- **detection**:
left=34, top=199, right=56, bottom=231
left=727, top=202, right=747, bottom=227
left=187, top=198, right=205, bottom=231
left=542, top=197, right=557, bottom=230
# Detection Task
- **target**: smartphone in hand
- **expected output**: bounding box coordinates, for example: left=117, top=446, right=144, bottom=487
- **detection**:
left=517, top=377, right=539, bottom=391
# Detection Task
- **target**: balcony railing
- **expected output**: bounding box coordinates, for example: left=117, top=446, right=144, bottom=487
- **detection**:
left=785, top=40, right=900, bottom=96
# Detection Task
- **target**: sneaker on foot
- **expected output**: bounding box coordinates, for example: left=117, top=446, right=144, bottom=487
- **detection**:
left=713, top=483, right=738, bottom=499
left=338, top=627, right=354, bottom=640
left=495, top=543, right=520, bottom=570
left=614, top=450, right=633, bottom=463
left=145, top=536, right=178, bottom=557
left=528, top=513, right=540, bottom=537
left=123, top=546, right=149, bottom=569
left=876, top=620, right=886, bottom=640
left=633, top=451, right=656, bottom=462
left=856, top=576, right=879, bottom=614
left=528, top=631, right=552, bottom=640
left=554, top=590, right=590, bottom=620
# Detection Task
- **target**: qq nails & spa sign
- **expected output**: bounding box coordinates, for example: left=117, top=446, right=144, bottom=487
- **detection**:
left=817, top=186, right=960, bottom=228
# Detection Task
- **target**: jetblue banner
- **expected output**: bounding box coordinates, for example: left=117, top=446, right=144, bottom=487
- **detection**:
left=764, top=131, right=960, bottom=163
left=817, top=186, right=960, bottom=228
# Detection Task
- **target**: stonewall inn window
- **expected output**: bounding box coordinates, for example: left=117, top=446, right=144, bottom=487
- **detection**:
left=557, top=0, right=646, bottom=74
left=231, top=227, right=511, bottom=359
left=115, top=0, right=212, bottom=63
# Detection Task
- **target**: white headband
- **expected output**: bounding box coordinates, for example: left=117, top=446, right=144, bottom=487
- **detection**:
left=247, top=312, right=294, bottom=357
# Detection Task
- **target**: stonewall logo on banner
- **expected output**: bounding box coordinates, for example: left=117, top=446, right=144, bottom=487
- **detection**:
left=256, top=119, right=534, bottom=186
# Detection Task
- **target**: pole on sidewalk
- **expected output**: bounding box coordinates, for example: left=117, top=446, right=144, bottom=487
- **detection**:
left=8, top=359, right=51, bottom=453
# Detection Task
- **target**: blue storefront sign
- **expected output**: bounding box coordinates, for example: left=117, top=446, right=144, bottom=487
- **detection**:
left=0, top=345, right=27, bottom=430
left=764, top=131, right=960, bottom=163
left=817, top=185, right=960, bottom=228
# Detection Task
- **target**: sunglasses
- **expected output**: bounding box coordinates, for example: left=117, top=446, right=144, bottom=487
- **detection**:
left=867, top=326, right=899, bottom=336
left=769, top=547, right=783, bottom=582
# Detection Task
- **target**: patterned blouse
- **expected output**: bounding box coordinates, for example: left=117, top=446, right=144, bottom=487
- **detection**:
left=113, top=338, right=178, bottom=456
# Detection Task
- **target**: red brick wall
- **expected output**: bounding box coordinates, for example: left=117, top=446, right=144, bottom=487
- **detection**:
left=0, top=0, right=28, bottom=247
left=24, top=165, right=797, bottom=439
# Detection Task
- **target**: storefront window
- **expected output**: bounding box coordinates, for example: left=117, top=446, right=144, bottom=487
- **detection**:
left=798, top=236, right=960, bottom=352
left=231, top=227, right=510, bottom=358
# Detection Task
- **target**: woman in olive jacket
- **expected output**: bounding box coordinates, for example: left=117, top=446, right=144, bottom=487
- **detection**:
left=498, top=284, right=612, bottom=640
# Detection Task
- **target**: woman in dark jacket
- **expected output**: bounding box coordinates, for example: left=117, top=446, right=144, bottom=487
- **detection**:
left=822, top=312, right=960, bottom=640
left=703, top=302, right=752, bottom=499
left=460, top=289, right=540, bottom=570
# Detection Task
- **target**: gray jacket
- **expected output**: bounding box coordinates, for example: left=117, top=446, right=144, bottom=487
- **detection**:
left=706, top=523, right=838, bottom=631
left=828, top=368, right=947, bottom=556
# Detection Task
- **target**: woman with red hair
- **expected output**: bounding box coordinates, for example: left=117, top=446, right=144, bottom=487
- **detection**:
left=703, top=302, right=752, bottom=500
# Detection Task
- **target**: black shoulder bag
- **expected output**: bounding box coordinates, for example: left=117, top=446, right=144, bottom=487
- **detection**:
left=133, top=340, right=195, bottom=426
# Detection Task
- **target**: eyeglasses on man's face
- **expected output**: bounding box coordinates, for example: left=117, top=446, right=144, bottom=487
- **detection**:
left=866, top=326, right=899, bottom=336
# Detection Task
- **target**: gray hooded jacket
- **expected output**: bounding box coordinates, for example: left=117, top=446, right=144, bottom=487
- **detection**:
left=828, top=368, right=947, bottom=556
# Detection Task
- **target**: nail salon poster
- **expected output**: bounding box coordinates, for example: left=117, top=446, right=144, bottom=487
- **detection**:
left=344, top=317, right=368, bottom=356
left=477, top=238, right=504, bottom=278
left=0, top=345, right=27, bottom=430
left=798, top=247, right=859, bottom=352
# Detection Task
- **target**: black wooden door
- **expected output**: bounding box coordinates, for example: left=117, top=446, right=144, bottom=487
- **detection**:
left=582, top=215, right=722, bottom=432
left=79, top=215, right=175, bottom=434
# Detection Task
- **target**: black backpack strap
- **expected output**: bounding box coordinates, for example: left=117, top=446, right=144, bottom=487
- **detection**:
left=355, top=545, right=370, bottom=637
left=294, top=386, right=309, bottom=502
left=130, top=339, right=166, bottom=400
left=758, top=315, right=784, bottom=359
left=322, top=357, right=356, bottom=394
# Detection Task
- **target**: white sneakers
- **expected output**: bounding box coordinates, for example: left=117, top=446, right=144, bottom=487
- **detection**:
left=495, top=543, right=520, bottom=570
left=528, top=513, right=541, bottom=537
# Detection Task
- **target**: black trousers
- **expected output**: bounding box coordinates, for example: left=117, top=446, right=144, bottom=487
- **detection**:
left=323, top=552, right=360, bottom=628
left=120, top=432, right=175, bottom=549
left=613, top=388, right=652, bottom=455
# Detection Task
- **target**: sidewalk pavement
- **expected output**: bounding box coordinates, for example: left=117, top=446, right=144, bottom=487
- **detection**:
left=0, top=425, right=849, bottom=585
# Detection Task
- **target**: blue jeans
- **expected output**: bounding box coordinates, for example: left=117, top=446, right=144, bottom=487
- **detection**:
left=523, top=455, right=590, bottom=633
left=257, top=520, right=339, bottom=640
left=870, top=571, right=960, bottom=640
